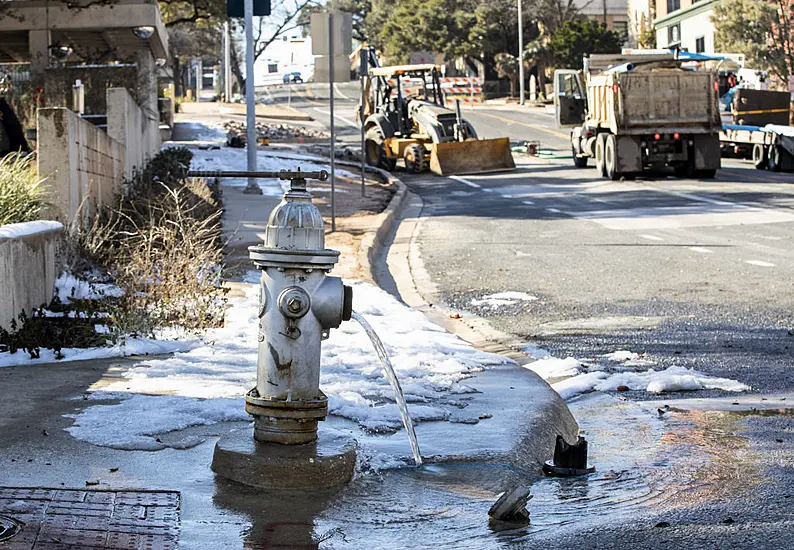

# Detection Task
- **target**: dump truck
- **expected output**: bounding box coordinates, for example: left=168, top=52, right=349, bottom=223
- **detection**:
left=360, top=64, right=515, bottom=176
left=555, top=53, right=722, bottom=179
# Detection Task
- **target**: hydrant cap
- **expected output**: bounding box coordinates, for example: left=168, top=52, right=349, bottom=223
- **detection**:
left=263, top=183, right=325, bottom=251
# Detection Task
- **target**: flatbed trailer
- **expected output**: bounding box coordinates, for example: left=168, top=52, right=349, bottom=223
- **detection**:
left=720, top=123, right=794, bottom=171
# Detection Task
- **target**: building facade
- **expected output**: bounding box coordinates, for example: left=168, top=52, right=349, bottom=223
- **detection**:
left=654, top=0, right=717, bottom=53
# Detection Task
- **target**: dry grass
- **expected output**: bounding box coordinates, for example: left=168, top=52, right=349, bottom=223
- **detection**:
left=0, top=154, right=47, bottom=226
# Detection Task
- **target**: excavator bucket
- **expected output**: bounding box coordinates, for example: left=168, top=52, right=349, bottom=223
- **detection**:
left=428, top=138, right=515, bottom=176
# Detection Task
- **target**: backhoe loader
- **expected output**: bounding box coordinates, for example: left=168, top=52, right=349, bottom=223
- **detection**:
left=358, top=64, right=515, bottom=176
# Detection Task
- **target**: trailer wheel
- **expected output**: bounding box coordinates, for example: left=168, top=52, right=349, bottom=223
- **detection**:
left=365, top=127, right=397, bottom=171
left=595, top=134, right=607, bottom=176
left=571, top=143, right=588, bottom=168
left=404, top=144, right=428, bottom=173
left=768, top=144, right=782, bottom=172
left=752, top=143, right=767, bottom=170
left=604, top=134, right=620, bottom=180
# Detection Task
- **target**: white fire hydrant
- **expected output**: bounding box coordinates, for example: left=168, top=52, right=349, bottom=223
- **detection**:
left=246, top=170, right=352, bottom=444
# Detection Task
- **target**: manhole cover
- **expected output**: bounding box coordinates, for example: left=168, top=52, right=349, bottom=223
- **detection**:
left=0, top=514, right=22, bottom=541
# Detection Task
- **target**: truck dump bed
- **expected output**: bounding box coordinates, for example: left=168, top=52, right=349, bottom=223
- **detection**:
left=588, top=69, right=721, bottom=134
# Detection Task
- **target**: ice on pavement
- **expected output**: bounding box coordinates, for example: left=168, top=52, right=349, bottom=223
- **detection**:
left=66, top=279, right=511, bottom=450
left=470, top=291, right=538, bottom=308
left=602, top=350, right=639, bottom=362
left=527, top=357, right=581, bottom=380
left=525, top=348, right=750, bottom=400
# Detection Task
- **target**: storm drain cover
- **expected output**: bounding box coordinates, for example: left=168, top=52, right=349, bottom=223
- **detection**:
left=0, top=487, right=180, bottom=549
left=0, top=514, right=22, bottom=541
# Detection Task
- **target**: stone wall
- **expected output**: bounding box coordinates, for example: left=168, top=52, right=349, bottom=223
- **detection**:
left=37, top=107, right=125, bottom=224
left=106, top=87, right=161, bottom=181
left=0, top=222, right=62, bottom=331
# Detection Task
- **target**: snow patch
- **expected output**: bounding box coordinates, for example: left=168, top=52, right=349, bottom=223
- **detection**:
left=471, top=291, right=538, bottom=308
left=602, top=350, right=639, bottom=362
left=526, top=357, right=581, bottom=380
left=0, top=221, right=63, bottom=239
left=63, top=280, right=511, bottom=450
left=55, top=272, right=124, bottom=303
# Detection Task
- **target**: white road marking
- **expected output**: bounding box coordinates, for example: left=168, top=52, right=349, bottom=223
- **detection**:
left=522, top=200, right=535, bottom=205
left=333, top=83, right=351, bottom=99
left=688, top=247, right=713, bottom=254
left=745, top=260, right=775, bottom=267
left=546, top=208, right=561, bottom=213
left=313, top=108, right=357, bottom=127
left=565, top=207, right=794, bottom=230
left=449, top=175, right=481, bottom=189
left=655, top=190, right=745, bottom=208
left=483, top=188, right=495, bottom=192
left=639, top=234, right=664, bottom=241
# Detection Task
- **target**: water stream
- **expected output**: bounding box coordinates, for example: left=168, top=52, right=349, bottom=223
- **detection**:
left=351, top=311, right=423, bottom=466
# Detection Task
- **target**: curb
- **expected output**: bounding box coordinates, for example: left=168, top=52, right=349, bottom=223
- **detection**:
left=333, top=161, right=409, bottom=283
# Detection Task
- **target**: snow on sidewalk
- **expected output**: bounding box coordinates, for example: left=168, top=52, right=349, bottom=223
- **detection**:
left=65, top=278, right=511, bottom=451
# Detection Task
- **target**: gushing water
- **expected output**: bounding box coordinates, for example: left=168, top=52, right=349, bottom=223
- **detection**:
left=351, top=311, right=423, bottom=466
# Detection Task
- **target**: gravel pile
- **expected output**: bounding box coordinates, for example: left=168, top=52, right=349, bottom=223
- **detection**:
left=224, top=121, right=329, bottom=147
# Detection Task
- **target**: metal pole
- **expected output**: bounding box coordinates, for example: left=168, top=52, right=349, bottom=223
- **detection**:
left=518, top=0, right=525, bottom=105
left=288, top=52, right=293, bottom=107
left=360, top=74, right=366, bottom=197
left=224, top=21, right=231, bottom=101
left=243, top=0, right=261, bottom=194
left=329, top=12, right=336, bottom=231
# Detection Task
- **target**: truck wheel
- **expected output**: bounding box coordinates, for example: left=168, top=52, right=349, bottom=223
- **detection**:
left=404, top=144, right=428, bottom=173
left=365, top=127, right=397, bottom=171
left=768, top=144, right=782, bottom=172
left=571, top=143, right=588, bottom=168
left=595, top=134, right=606, bottom=176
left=604, top=134, right=620, bottom=180
left=752, top=143, right=767, bottom=170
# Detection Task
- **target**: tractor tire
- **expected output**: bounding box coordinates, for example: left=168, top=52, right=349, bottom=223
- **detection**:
left=595, top=134, right=607, bottom=176
left=753, top=143, right=767, bottom=170
left=365, top=127, right=397, bottom=171
left=695, top=169, right=717, bottom=179
left=403, top=144, right=428, bottom=173
left=572, top=142, right=588, bottom=168
left=604, top=134, right=620, bottom=180
left=768, top=144, right=782, bottom=172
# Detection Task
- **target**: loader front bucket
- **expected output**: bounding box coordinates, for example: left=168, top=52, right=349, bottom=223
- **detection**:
left=429, top=138, right=516, bottom=176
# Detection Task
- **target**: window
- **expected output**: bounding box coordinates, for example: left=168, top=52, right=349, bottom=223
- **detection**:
left=613, top=21, right=629, bottom=42
left=668, top=24, right=681, bottom=46
left=695, top=36, right=705, bottom=53
left=268, top=63, right=278, bottom=74
left=667, top=0, right=680, bottom=13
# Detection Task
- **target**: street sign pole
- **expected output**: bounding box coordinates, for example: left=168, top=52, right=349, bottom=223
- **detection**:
left=223, top=21, right=232, bottom=101
left=518, top=0, right=525, bottom=105
left=243, top=0, right=262, bottom=194
left=360, top=48, right=368, bottom=198
left=329, top=12, right=336, bottom=231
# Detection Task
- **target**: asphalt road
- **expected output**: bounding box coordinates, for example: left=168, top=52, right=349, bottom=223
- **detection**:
left=266, top=82, right=794, bottom=547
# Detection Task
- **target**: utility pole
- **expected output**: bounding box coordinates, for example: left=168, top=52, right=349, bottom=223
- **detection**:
left=243, top=0, right=262, bottom=194
left=518, top=0, right=525, bottom=105
left=224, top=21, right=232, bottom=102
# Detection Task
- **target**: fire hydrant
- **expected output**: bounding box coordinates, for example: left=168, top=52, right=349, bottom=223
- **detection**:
left=246, top=169, right=353, bottom=445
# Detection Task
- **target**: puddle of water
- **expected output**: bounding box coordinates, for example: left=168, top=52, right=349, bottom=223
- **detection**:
left=214, top=393, right=766, bottom=549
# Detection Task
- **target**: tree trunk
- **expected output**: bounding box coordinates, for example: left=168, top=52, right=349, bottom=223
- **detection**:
left=229, top=36, right=245, bottom=94
left=173, top=57, right=183, bottom=97
left=509, top=76, right=516, bottom=98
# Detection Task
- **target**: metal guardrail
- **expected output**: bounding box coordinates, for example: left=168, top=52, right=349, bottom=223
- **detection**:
left=187, top=169, right=329, bottom=181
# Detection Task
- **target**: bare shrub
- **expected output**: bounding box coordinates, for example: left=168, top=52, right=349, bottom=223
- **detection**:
left=0, top=154, right=47, bottom=225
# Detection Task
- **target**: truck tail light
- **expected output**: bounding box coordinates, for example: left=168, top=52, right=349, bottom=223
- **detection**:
left=612, top=83, right=619, bottom=94
left=713, top=81, right=719, bottom=91
left=654, top=133, right=661, bottom=140
left=673, top=133, right=680, bottom=140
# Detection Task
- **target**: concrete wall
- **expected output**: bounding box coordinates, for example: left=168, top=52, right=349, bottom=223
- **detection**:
left=106, top=87, right=161, bottom=180
left=37, top=107, right=125, bottom=224
left=0, top=222, right=62, bottom=331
